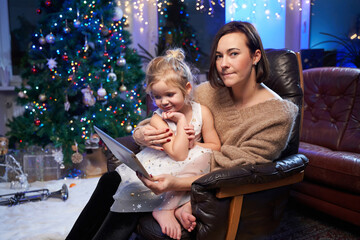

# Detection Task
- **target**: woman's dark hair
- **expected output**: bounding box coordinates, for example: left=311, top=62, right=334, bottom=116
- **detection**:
left=208, top=21, right=270, bottom=88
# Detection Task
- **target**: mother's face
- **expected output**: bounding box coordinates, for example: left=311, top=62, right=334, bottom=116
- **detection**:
left=215, top=32, right=259, bottom=88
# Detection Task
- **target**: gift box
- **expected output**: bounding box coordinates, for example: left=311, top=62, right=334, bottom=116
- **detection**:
left=23, top=154, right=61, bottom=182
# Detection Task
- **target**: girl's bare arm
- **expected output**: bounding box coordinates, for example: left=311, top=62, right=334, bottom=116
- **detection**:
left=150, top=113, right=189, bottom=161
left=196, top=105, right=221, bottom=151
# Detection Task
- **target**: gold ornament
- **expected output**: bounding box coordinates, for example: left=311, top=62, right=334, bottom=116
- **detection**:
left=125, top=124, right=133, bottom=133
left=71, top=152, right=83, bottom=164
left=119, top=84, right=127, bottom=92
left=119, top=71, right=126, bottom=92
left=0, top=136, right=9, bottom=155
left=84, top=36, right=89, bottom=52
left=71, top=144, right=78, bottom=152
left=97, top=84, right=107, bottom=101
left=111, top=91, right=118, bottom=98
left=39, top=94, right=46, bottom=102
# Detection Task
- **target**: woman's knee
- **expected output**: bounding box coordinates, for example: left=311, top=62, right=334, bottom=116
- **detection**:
left=98, top=171, right=121, bottom=190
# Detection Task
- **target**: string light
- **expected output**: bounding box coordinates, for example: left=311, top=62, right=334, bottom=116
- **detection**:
left=226, top=0, right=308, bottom=22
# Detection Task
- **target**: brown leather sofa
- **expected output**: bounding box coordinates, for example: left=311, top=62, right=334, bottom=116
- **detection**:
left=106, top=49, right=309, bottom=239
left=291, top=67, right=360, bottom=226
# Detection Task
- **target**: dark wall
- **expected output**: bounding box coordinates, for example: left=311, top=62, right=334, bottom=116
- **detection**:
left=310, top=0, right=360, bottom=50
left=185, top=1, right=225, bottom=71
left=8, top=0, right=40, bottom=74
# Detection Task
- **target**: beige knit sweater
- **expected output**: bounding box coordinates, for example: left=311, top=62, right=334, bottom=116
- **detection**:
left=194, top=82, right=298, bottom=171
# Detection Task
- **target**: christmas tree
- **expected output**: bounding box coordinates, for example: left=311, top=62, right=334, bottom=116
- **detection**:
left=6, top=0, right=146, bottom=166
left=141, top=0, right=204, bottom=69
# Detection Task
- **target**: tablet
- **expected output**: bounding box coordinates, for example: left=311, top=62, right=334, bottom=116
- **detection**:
left=94, top=126, right=151, bottom=179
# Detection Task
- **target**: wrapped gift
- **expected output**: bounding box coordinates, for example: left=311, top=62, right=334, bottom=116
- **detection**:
left=23, top=154, right=61, bottom=182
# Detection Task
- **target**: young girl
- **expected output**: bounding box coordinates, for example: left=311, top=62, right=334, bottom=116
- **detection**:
left=110, top=48, right=221, bottom=239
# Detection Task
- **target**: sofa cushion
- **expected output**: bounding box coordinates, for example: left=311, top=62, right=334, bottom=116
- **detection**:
left=301, top=67, right=360, bottom=153
left=299, top=142, right=360, bottom=194
left=292, top=181, right=360, bottom=212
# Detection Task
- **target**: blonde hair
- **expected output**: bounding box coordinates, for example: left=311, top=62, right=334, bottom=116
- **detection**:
left=145, top=48, right=195, bottom=101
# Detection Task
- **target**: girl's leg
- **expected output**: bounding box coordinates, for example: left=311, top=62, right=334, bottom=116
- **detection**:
left=152, top=191, right=185, bottom=239
left=66, top=171, right=121, bottom=240
left=93, top=212, right=143, bottom=240
left=152, top=209, right=182, bottom=240
left=175, top=202, right=196, bottom=232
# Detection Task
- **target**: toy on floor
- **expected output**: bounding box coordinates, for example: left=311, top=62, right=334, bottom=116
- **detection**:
left=0, top=184, right=69, bottom=206
left=0, top=136, right=9, bottom=155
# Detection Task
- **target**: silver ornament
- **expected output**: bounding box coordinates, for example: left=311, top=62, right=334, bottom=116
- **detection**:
left=74, top=19, right=81, bottom=28
left=45, top=33, right=55, bottom=44
left=64, top=26, right=71, bottom=34
left=107, top=69, right=117, bottom=81
left=18, top=91, right=26, bottom=98
left=113, top=7, right=124, bottom=21
left=116, top=57, right=126, bottom=67
left=64, top=101, right=70, bottom=111
left=97, top=87, right=107, bottom=97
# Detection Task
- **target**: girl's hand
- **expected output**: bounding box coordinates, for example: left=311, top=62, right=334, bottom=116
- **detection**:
left=162, top=111, right=186, bottom=123
left=134, top=125, right=172, bottom=151
left=184, top=125, right=195, bottom=149
left=137, top=173, right=175, bottom=195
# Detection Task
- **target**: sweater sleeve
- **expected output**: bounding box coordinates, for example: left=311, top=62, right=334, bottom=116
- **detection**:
left=211, top=103, right=298, bottom=170
left=131, top=118, right=151, bottom=146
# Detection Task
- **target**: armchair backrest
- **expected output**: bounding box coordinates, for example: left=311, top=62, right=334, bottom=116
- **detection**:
left=264, top=49, right=304, bottom=158
left=300, top=67, right=360, bottom=153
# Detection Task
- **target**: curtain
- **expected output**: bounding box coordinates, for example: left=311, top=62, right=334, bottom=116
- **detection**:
left=0, top=0, right=12, bottom=87
left=115, top=0, right=158, bottom=59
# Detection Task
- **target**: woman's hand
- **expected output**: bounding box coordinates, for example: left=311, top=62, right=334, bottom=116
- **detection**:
left=137, top=173, right=176, bottom=195
left=133, top=125, right=172, bottom=151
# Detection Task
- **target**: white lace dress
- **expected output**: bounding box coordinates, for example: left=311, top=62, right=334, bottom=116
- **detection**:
left=111, top=101, right=212, bottom=213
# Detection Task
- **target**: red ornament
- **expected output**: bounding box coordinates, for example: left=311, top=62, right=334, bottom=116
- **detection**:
left=62, top=54, right=69, bottom=61
left=31, top=65, right=37, bottom=73
left=36, top=8, right=41, bottom=14
left=34, top=118, right=41, bottom=126
left=45, top=0, right=52, bottom=7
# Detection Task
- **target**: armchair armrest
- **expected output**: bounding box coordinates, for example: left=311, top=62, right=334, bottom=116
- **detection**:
left=191, top=154, right=308, bottom=240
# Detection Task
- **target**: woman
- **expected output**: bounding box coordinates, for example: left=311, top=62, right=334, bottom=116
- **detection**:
left=66, top=21, right=298, bottom=240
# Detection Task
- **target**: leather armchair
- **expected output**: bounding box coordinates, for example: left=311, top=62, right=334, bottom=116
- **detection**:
left=108, top=49, right=309, bottom=239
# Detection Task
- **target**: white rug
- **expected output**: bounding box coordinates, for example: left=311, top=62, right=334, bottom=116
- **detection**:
left=0, top=177, right=100, bottom=240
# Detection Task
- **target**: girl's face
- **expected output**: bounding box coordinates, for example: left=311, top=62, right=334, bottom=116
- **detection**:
left=215, top=32, right=260, bottom=88
left=151, top=80, right=190, bottom=113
